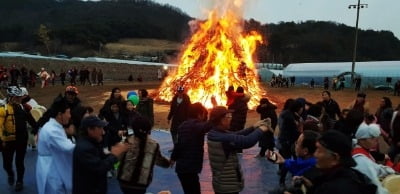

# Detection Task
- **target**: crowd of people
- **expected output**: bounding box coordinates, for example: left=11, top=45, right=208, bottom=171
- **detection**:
left=269, top=91, right=400, bottom=194
left=269, top=74, right=400, bottom=96
left=166, top=85, right=400, bottom=194
left=0, top=80, right=400, bottom=194
left=269, top=75, right=294, bottom=88
left=0, top=85, right=158, bottom=193
left=0, top=65, right=104, bottom=89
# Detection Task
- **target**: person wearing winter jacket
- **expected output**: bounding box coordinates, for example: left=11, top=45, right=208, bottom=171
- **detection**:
left=256, top=97, right=277, bottom=157
left=171, top=103, right=211, bottom=194
left=207, top=106, right=271, bottom=194
left=228, top=86, right=250, bottom=132
left=352, top=122, right=395, bottom=194
left=167, top=86, right=191, bottom=145
left=73, top=116, right=128, bottom=194
left=136, top=89, right=154, bottom=127
left=118, top=116, right=170, bottom=194
left=0, top=86, right=38, bottom=191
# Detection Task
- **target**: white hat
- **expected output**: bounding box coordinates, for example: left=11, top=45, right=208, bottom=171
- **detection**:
left=355, top=122, right=381, bottom=139
left=20, top=87, right=28, bottom=96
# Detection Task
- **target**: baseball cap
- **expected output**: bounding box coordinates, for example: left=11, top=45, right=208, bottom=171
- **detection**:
left=318, top=130, right=356, bottom=167
left=81, top=116, right=107, bottom=129
left=355, top=122, right=381, bottom=139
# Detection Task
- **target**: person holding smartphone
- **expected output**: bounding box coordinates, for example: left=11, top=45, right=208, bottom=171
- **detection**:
left=268, top=130, right=320, bottom=194
left=269, top=130, right=319, bottom=176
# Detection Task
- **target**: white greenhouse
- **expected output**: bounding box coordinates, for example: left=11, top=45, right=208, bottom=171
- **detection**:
left=282, top=61, right=400, bottom=88
left=256, top=63, right=284, bottom=82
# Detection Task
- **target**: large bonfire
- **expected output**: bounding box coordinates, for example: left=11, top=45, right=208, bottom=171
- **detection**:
left=157, top=0, right=265, bottom=109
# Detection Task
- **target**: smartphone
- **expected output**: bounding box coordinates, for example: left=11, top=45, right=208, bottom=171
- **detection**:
left=266, top=150, right=277, bottom=162
left=127, top=128, right=134, bottom=136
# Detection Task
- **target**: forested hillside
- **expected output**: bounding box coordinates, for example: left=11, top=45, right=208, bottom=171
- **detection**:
left=0, top=0, right=191, bottom=55
left=249, top=20, right=400, bottom=64
left=0, top=0, right=399, bottom=63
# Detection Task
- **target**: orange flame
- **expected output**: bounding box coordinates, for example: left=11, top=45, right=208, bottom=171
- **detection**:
left=157, top=1, right=265, bottom=109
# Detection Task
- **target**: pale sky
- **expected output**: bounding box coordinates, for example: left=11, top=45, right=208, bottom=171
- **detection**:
left=151, top=0, right=400, bottom=39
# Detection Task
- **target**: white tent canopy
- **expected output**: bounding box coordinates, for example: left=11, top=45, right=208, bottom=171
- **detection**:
left=258, top=68, right=283, bottom=81
left=283, top=61, right=400, bottom=88
left=284, top=61, right=400, bottom=77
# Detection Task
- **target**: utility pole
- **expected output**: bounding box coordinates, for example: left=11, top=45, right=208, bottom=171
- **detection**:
left=348, top=0, right=368, bottom=82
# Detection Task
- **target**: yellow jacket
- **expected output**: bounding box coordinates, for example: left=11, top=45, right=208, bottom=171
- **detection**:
left=0, top=104, right=16, bottom=142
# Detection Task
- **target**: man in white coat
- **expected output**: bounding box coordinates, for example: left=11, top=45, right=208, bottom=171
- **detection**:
left=36, top=98, right=75, bottom=194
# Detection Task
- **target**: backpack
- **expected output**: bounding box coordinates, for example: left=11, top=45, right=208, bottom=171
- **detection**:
left=0, top=102, right=11, bottom=151
left=351, top=169, right=377, bottom=194
left=1, top=104, right=14, bottom=135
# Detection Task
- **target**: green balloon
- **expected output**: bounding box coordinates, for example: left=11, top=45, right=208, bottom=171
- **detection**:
left=114, top=161, right=120, bottom=170
left=128, top=95, right=139, bottom=105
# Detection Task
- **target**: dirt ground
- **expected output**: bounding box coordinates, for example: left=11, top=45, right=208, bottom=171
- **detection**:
left=20, top=81, right=400, bottom=130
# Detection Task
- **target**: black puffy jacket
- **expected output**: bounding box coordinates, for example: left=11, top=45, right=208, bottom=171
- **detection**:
left=73, top=137, right=118, bottom=194
left=167, top=94, right=191, bottom=131
left=171, top=119, right=212, bottom=174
